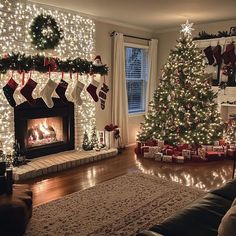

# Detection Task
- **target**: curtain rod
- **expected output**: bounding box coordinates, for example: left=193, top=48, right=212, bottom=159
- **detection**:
left=110, top=31, right=151, bottom=41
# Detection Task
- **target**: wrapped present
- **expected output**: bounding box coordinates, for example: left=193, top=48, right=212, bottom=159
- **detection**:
left=173, top=155, right=185, bottom=163
left=182, top=149, right=191, bottom=160
left=173, top=150, right=182, bottom=156
left=141, top=146, right=150, bottom=156
left=154, top=152, right=163, bottom=162
left=214, top=141, right=220, bottom=146
left=192, top=154, right=206, bottom=162
left=143, top=146, right=160, bottom=158
left=203, top=145, right=213, bottom=151
left=212, top=146, right=224, bottom=152
left=162, top=155, right=172, bottom=162
left=190, top=150, right=197, bottom=156
left=164, top=148, right=174, bottom=155
left=229, top=145, right=236, bottom=149
left=145, top=140, right=158, bottom=147
left=176, top=144, right=189, bottom=152
left=206, top=151, right=224, bottom=161
left=227, top=149, right=236, bottom=159
left=157, top=140, right=165, bottom=148
left=198, top=147, right=206, bottom=159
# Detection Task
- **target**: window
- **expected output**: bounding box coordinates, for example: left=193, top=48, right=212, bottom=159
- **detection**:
left=125, top=44, right=148, bottom=114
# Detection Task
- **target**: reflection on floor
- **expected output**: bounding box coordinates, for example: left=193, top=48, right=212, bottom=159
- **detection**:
left=22, top=146, right=234, bottom=206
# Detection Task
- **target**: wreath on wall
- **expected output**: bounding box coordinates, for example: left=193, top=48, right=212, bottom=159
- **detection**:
left=30, top=14, right=64, bottom=50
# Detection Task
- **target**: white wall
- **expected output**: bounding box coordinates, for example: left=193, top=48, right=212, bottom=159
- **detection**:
left=95, top=21, right=157, bottom=144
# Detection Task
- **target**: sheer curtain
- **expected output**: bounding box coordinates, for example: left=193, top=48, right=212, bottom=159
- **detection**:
left=146, top=39, right=158, bottom=113
left=112, top=33, right=129, bottom=146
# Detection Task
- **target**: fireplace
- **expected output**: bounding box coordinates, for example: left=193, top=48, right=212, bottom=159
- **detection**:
left=14, top=98, right=75, bottom=158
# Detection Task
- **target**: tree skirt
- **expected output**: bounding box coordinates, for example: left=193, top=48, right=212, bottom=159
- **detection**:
left=25, top=173, right=204, bottom=236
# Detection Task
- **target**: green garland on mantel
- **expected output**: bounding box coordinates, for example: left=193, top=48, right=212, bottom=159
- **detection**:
left=0, top=53, right=109, bottom=76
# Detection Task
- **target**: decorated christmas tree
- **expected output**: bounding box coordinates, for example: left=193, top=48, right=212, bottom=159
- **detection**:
left=138, top=22, right=223, bottom=145
left=82, top=131, right=92, bottom=151
left=90, top=126, right=99, bottom=149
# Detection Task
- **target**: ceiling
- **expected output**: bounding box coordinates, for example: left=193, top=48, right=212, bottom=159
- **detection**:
left=31, top=0, right=236, bottom=32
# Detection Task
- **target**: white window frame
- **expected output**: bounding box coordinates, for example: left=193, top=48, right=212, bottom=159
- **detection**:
left=124, top=43, right=149, bottom=116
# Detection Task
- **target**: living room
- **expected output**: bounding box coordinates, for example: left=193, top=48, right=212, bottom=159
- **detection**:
left=0, top=0, right=236, bottom=235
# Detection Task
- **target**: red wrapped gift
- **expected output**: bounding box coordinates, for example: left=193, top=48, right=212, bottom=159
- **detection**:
left=227, top=149, right=236, bottom=159
left=219, top=139, right=226, bottom=146
left=145, top=140, right=157, bottom=147
left=173, top=150, right=182, bottom=156
left=164, top=149, right=174, bottom=155
left=177, top=144, right=189, bottom=152
left=206, top=151, right=224, bottom=161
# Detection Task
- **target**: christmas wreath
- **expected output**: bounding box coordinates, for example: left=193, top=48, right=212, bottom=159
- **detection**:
left=30, top=14, right=64, bottom=50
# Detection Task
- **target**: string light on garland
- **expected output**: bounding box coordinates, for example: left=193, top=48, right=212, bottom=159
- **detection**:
left=0, top=0, right=98, bottom=155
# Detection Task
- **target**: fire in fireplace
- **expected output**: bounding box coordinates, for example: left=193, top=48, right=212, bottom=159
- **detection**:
left=14, top=98, right=75, bottom=158
left=27, top=117, right=64, bottom=148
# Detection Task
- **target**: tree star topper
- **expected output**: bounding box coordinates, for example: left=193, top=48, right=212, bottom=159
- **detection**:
left=181, top=20, right=194, bottom=35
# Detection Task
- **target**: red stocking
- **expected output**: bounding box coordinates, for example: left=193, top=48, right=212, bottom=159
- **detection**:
left=20, top=78, right=37, bottom=105
left=3, top=78, right=18, bottom=107
left=55, top=79, right=68, bottom=103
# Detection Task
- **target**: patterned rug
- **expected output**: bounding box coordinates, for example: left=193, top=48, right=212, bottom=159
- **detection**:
left=25, top=173, right=204, bottom=236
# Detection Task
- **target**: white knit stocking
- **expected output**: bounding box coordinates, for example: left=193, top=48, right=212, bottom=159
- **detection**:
left=40, top=79, right=57, bottom=108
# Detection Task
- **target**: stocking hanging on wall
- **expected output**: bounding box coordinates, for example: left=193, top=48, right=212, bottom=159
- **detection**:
left=71, top=80, right=85, bottom=106
left=98, top=82, right=109, bottom=110
left=55, top=79, right=68, bottom=103
left=41, top=78, right=57, bottom=108
left=20, top=78, right=37, bottom=106
left=204, top=46, right=214, bottom=65
left=86, top=78, right=99, bottom=102
left=3, top=78, right=18, bottom=107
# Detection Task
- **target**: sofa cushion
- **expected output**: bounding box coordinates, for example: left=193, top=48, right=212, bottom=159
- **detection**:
left=148, top=193, right=231, bottom=236
left=218, top=205, right=236, bottom=236
left=210, top=179, right=236, bottom=202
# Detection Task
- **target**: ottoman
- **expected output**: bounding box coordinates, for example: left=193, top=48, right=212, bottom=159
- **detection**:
left=0, top=184, right=33, bottom=236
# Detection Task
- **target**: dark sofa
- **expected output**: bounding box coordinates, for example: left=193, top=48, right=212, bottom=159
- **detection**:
left=137, top=179, right=236, bottom=236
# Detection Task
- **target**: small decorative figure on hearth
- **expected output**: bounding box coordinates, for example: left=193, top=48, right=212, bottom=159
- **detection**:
left=113, top=127, right=123, bottom=154
left=12, top=140, right=26, bottom=167
left=90, top=126, right=100, bottom=151
left=82, top=131, right=93, bottom=151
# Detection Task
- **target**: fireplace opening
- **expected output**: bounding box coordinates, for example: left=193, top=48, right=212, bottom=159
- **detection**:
left=27, top=117, right=64, bottom=148
left=14, top=98, right=75, bottom=158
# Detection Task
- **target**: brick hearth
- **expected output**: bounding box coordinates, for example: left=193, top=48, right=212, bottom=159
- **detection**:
left=13, top=148, right=118, bottom=181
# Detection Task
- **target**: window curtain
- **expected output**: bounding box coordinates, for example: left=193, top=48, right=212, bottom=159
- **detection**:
left=112, top=33, right=129, bottom=146
left=146, top=39, right=158, bottom=113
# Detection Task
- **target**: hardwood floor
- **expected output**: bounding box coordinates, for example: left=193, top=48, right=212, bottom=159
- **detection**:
left=21, top=146, right=234, bottom=207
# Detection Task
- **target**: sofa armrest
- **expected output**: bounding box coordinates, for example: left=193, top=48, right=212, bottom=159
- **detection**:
left=137, top=230, right=164, bottom=236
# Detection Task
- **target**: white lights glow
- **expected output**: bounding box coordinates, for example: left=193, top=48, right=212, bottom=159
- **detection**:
left=0, top=0, right=96, bottom=154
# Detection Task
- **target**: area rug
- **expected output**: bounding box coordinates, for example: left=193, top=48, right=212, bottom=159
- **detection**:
left=25, top=173, right=204, bottom=236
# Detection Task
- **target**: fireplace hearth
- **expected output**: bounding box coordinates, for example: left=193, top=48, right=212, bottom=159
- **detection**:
left=14, top=98, right=75, bottom=158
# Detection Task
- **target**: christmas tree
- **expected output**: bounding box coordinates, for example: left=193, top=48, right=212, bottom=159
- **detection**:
left=138, top=23, right=223, bottom=145
left=82, top=131, right=92, bottom=151
left=90, top=126, right=99, bottom=149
